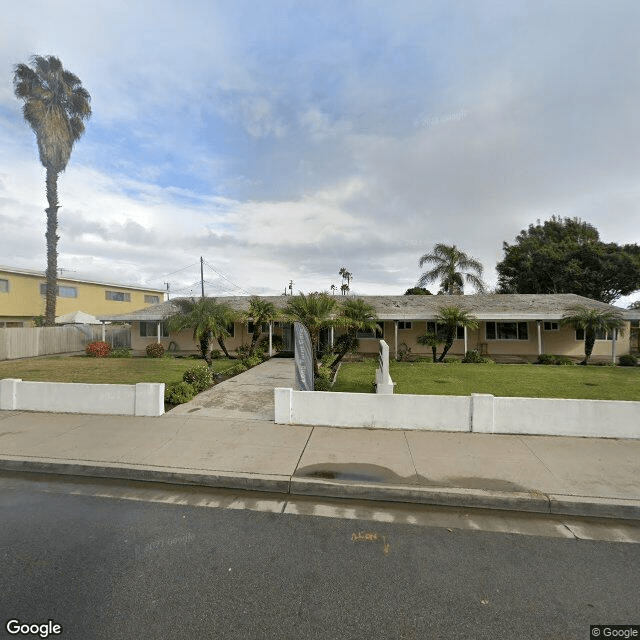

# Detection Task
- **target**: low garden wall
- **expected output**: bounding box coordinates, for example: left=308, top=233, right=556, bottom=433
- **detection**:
left=0, top=379, right=164, bottom=416
left=274, top=388, right=640, bottom=439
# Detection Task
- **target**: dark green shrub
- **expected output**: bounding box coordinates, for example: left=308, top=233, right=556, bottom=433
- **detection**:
left=210, top=349, right=221, bottom=360
left=165, top=381, right=196, bottom=405
left=397, top=343, right=412, bottom=361
left=537, top=353, right=557, bottom=365
left=236, top=343, right=251, bottom=359
left=110, top=347, right=132, bottom=358
left=182, top=363, right=213, bottom=392
left=146, top=343, right=165, bottom=358
left=618, top=354, right=638, bottom=366
left=462, top=350, right=491, bottom=364
left=554, top=356, right=576, bottom=366
left=314, top=377, right=332, bottom=391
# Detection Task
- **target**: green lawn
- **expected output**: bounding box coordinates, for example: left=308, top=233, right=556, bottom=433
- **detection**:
left=333, top=360, right=640, bottom=401
left=0, top=355, right=238, bottom=386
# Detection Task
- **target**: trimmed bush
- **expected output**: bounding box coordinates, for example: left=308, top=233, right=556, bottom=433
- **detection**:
left=462, top=350, right=491, bottom=364
left=165, top=381, right=196, bottom=405
left=182, top=363, right=213, bottom=392
left=314, top=377, right=332, bottom=391
left=618, top=354, right=638, bottom=367
left=537, top=353, right=557, bottom=365
left=210, top=349, right=221, bottom=360
left=554, top=356, right=576, bottom=366
left=146, top=343, right=165, bottom=358
left=110, top=347, right=132, bottom=358
left=85, top=341, right=111, bottom=358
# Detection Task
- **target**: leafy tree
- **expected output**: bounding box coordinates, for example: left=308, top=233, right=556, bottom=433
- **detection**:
left=560, top=306, right=625, bottom=365
left=418, top=244, right=485, bottom=294
left=13, top=56, right=92, bottom=325
left=433, top=306, right=479, bottom=361
left=165, top=298, right=236, bottom=363
left=496, top=217, right=640, bottom=303
left=417, top=331, right=445, bottom=362
left=330, top=298, right=381, bottom=371
left=404, top=287, right=432, bottom=295
left=244, top=296, right=280, bottom=357
left=284, top=292, right=338, bottom=375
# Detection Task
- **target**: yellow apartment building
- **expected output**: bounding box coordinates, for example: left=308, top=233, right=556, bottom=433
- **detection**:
left=0, top=265, right=166, bottom=327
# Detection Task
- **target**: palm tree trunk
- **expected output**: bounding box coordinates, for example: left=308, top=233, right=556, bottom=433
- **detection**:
left=248, top=328, right=261, bottom=357
left=438, top=330, right=456, bottom=362
left=217, top=337, right=234, bottom=359
left=583, top=332, right=596, bottom=365
left=45, top=166, right=60, bottom=326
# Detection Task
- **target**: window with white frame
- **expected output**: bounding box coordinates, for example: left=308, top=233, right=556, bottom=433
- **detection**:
left=486, top=321, right=529, bottom=340
left=139, top=322, right=169, bottom=337
left=106, top=291, right=131, bottom=302
left=426, top=321, right=464, bottom=340
left=0, top=279, right=8, bottom=293
left=543, top=321, right=559, bottom=331
left=575, top=328, right=614, bottom=341
left=397, top=321, right=412, bottom=330
left=39, top=284, right=77, bottom=298
left=144, top=295, right=160, bottom=304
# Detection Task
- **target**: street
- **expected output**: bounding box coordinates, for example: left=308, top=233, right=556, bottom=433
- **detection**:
left=1, top=472, right=638, bottom=640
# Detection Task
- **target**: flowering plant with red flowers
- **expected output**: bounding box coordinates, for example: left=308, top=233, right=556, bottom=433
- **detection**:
left=85, top=341, right=111, bottom=357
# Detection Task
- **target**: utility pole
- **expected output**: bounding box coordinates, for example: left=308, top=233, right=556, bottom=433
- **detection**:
left=200, top=256, right=205, bottom=299
left=164, top=282, right=170, bottom=300
left=288, top=280, right=293, bottom=296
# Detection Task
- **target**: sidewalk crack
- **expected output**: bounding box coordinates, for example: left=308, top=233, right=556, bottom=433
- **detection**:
left=403, top=432, right=419, bottom=482
left=290, top=427, right=314, bottom=493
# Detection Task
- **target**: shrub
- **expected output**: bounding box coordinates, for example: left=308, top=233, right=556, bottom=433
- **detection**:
left=537, top=353, right=557, bottom=365
left=618, top=354, right=637, bottom=367
left=110, top=347, right=132, bottom=358
left=554, top=356, right=576, bottom=366
left=85, top=341, right=111, bottom=358
left=236, top=343, right=251, bottom=359
left=182, top=363, right=213, bottom=392
left=210, top=349, right=221, bottom=360
left=462, top=350, right=491, bottom=364
left=314, top=377, right=332, bottom=391
left=397, top=343, right=412, bottom=361
left=146, top=342, right=165, bottom=358
left=165, top=381, right=196, bottom=405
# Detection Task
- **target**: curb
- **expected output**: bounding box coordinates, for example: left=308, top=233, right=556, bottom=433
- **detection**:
left=1, top=457, right=639, bottom=521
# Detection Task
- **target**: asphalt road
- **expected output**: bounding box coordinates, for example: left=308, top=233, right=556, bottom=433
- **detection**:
left=0, top=473, right=638, bottom=640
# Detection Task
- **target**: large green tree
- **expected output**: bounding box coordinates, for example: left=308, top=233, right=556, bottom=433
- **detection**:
left=560, top=306, right=625, bottom=365
left=244, top=296, right=280, bottom=357
left=496, top=217, right=640, bottom=303
left=330, top=298, right=381, bottom=372
left=13, top=55, right=92, bottom=325
left=417, top=244, right=485, bottom=294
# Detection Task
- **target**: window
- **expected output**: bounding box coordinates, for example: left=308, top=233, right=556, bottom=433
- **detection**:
left=39, top=284, right=77, bottom=298
left=247, top=321, right=269, bottom=334
left=426, top=321, right=464, bottom=340
left=486, top=321, right=529, bottom=340
left=575, top=328, right=614, bottom=341
left=0, top=279, right=8, bottom=293
left=397, top=321, right=412, bottom=330
left=139, top=322, right=169, bottom=337
left=0, top=321, right=23, bottom=328
left=106, top=291, right=131, bottom=302
left=357, top=321, right=384, bottom=339
left=543, top=321, right=559, bottom=331
left=144, top=295, right=160, bottom=304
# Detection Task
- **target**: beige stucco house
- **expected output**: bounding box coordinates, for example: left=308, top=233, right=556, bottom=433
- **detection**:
left=101, top=293, right=640, bottom=363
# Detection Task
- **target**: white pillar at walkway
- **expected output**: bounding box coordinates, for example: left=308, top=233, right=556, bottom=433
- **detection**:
left=612, top=329, right=617, bottom=363
left=101, top=322, right=106, bottom=342
left=394, top=321, right=398, bottom=360
left=463, top=325, right=468, bottom=355
left=268, top=322, right=273, bottom=357
left=156, top=322, right=161, bottom=344
left=537, top=321, right=542, bottom=356
left=329, top=325, right=334, bottom=348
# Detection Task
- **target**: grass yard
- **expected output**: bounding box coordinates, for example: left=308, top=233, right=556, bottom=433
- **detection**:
left=0, top=355, right=238, bottom=386
left=333, top=359, right=640, bottom=401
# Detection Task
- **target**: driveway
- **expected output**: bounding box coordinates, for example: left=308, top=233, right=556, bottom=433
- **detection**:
left=164, top=358, right=295, bottom=421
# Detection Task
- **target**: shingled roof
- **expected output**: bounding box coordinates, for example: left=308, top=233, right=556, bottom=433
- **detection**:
left=99, top=293, right=632, bottom=323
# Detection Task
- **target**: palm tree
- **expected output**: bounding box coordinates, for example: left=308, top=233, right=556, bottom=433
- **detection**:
left=330, top=298, right=381, bottom=371
left=13, top=55, right=92, bottom=325
left=284, top=292, right=338, bottom=375
left=417, top=331, right=445, bottom=362
left=339, top=267, right=352, bottom=295
left=561, top=306, right=625, bottom=365
left=244, top=296, right=280, bottom=357
left=417, top=243, right=485, bottom=295
left=434, top=306, right=479, bottom=361
left=165, top=298, right=236, bottom=363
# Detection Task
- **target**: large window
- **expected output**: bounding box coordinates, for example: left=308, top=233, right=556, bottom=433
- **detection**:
left=144, top=295, right=160, bottom=304
left=139, top=322, right=169, bottom=337
left=39, top=284, right=77, bottom=298
left=575, top=328, right=614, bottom=341
left=426, top=321, right=464, bottom=340
left=357, top=321, right=384, bottom=339
left=397, top=321, right=412, bottom=330
left=106, top=291, right=131, bottom=302
left=486, top=321, right=529, bottom=341
left=0, top=279, right=8, bottom=293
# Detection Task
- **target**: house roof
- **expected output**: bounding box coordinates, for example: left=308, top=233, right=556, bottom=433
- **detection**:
left=55, top=311, right=102, bottom=325
left=98, top=293, right=634, bottom=323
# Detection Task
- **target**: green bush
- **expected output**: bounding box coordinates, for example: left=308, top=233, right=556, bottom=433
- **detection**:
left=397, top=343, right=412, bottom=362
left=109, top=347, right=132, bottom=358
left=537, top=353, right=557, bottom=365
left=146, top=343, right=165, bottom=358
left=618, top=354, right=638, bottom=367
left=210, top=349, right=221, bottom=360
left=314, top=377, right=332, bottom=391
left=554, top=356, right=576, bottom=366
left=85, top=341, right=111, bottom=357
left=182, top=363, right=213, bottom=392
left=241, top=355, right=262, bottom=368
left=462, top=350, right=491, bottom=364
left=165, top=381, right=196, bottom=405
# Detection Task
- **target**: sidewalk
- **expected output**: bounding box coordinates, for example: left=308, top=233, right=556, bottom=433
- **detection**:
left=0, top=359, right=639, bottom=520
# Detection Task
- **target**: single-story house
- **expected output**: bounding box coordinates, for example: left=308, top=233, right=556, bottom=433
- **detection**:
left=99, top=293, right=640, bottom=363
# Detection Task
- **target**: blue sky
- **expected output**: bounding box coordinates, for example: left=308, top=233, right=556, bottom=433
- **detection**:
left=1, top=0, right=640, bottom=303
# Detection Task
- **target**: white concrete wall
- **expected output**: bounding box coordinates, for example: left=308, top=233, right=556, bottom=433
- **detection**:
left=274, top=388, right=640, bottom=439
left=0, top=378, right=164, bottom=416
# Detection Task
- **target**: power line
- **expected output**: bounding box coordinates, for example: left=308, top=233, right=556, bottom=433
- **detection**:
left=157, top=263, right=199, bottom=278
left=202, top=259, right=251, bottom=295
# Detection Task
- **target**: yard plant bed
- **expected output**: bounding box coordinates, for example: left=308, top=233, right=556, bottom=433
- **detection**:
left=333, top=360, right=640, bottom=401
left=0, top=355, right=237, bottom=386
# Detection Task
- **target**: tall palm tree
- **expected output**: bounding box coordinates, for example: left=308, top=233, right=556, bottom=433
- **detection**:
left=417, top=243, right=485, bottom=295
left=165, top=298, right=236, bottom=363
left=244, top=296, right=280, bottom=357
left=434, top=306, right=479, bottom=361
left=330, top=298, right=381, bottom=371
left=13, top=55, right=92, bottom=325
left=561, top=306, right=625, bottom=365
left=284, top=292, right=338, bottom=375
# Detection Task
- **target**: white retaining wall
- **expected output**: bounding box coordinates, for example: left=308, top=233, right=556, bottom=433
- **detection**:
left=274, top=388, right=640, bottom=439
left=0, top=379, right=164, bottom=416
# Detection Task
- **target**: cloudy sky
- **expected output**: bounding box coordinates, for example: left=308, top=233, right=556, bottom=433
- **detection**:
left=1, top=0, right=639, bottom=303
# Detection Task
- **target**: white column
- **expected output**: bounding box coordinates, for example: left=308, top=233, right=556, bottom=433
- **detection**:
left=156, top=322, right=161, bottom=344
left=101, top=322, right=106, bottom=342
left=464, top=325, right=468, bottom=354
left=269, top=322, right=273, bottom=357
left=394, top=321, right=398, bottom=360
left=612, top=329, right=617, bottom=364
left=330, top=326, right=334, bottom=348
left=537, top=321, right=542, bottom=356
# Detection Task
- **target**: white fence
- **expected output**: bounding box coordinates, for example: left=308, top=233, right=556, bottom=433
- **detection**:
left=0, top=325, right=130, bottom=360
left=274, top=388, right=640, bottom=439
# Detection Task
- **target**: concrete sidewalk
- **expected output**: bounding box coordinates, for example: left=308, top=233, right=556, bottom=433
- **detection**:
left=0, top=358, right=639, bottom=519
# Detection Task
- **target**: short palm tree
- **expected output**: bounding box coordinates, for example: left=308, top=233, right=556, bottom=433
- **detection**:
left=13, top=55, right=92, bottom=325
left=417, top=331, right=445, bottom=362
left=418, top=243, right=485, bottom=295
left=244, top=296, right=280, bottom=357
left=284, top=292, right=338, bottom=375
left=165, top=298, right=236, bottom=363
left=561, top=306, right=625, bottom=365
left=434, top=306, right=479, bottom=361
left=330, top=298, right=381, bottom=371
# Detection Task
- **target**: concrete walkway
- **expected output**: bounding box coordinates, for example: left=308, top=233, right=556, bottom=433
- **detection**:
left=0, top=359, right=639, bottom=520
